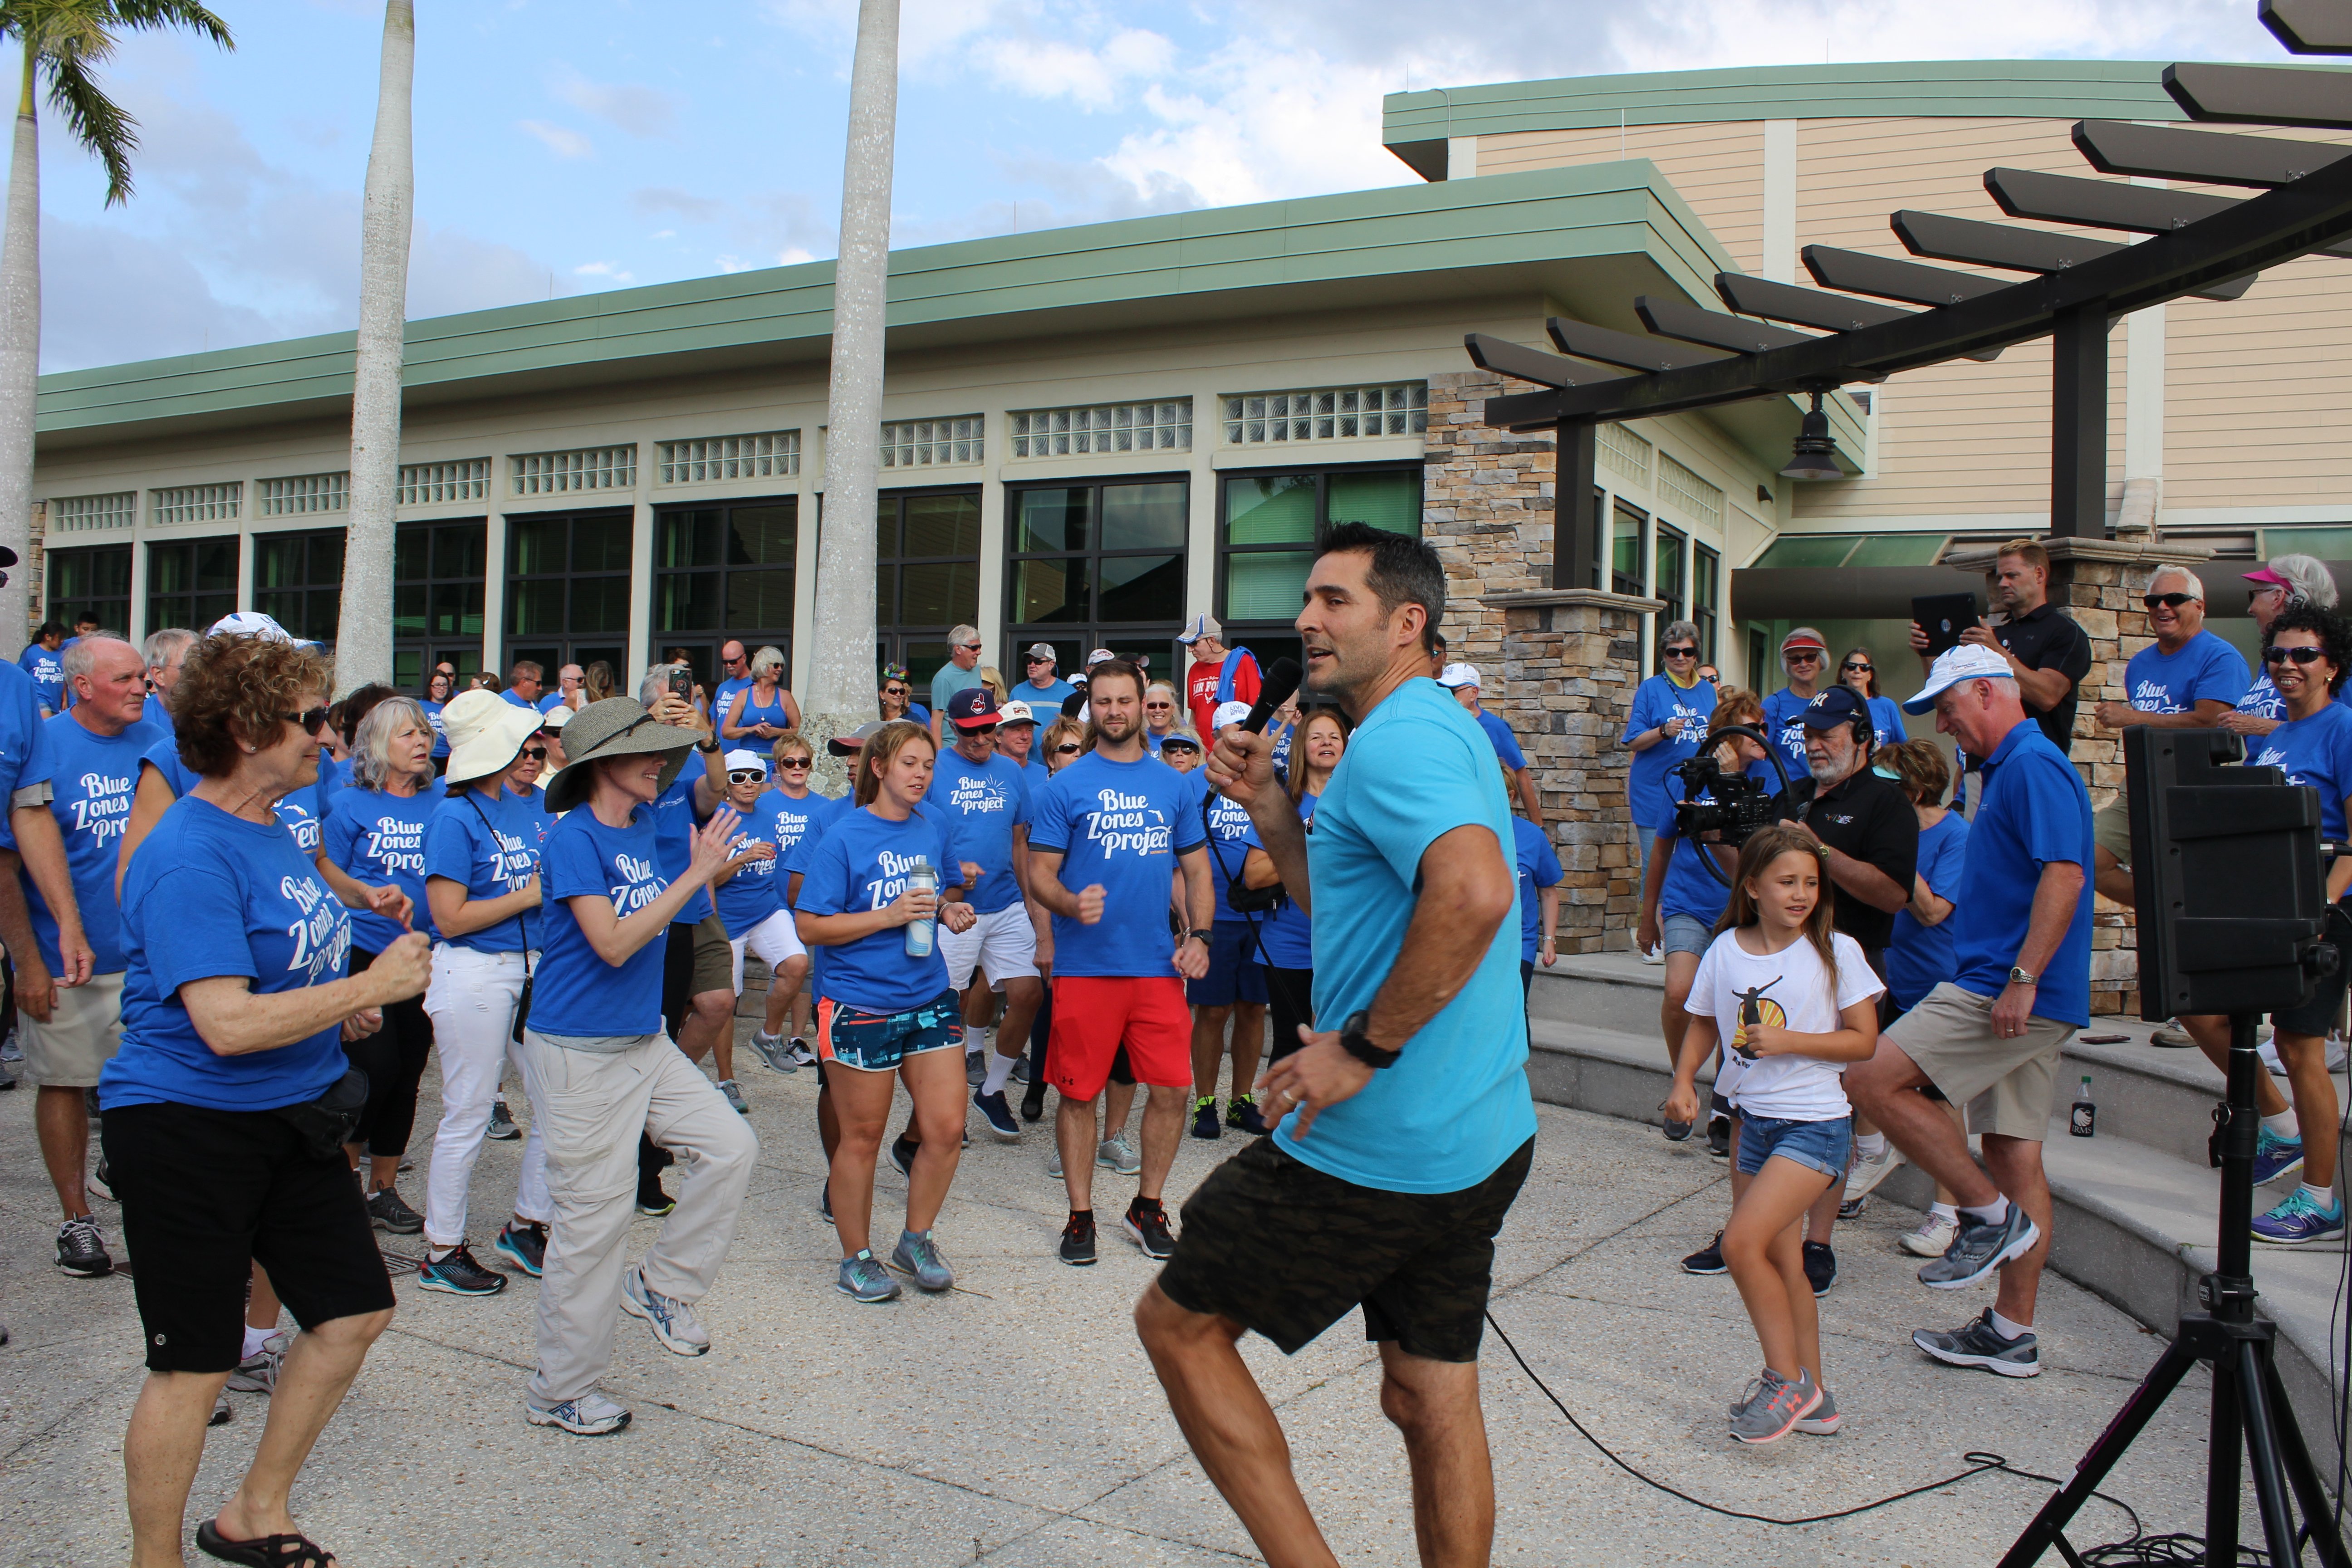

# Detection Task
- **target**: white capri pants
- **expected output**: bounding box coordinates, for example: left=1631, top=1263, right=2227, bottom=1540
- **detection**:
left=728, top=908, right=807, bottom=995
left=421, top=944, right=552, bottom=1249
left=940, top=902, right=1038, bottom=992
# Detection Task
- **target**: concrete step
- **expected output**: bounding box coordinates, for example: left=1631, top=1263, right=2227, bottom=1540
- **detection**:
left=1526, top=1012, right=2352, bottom=1474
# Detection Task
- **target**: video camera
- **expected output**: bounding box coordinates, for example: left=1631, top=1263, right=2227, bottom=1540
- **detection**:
left=1665, top=723, right=1796, bottom=888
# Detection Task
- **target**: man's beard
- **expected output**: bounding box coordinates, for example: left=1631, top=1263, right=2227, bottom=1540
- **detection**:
left=1807, top=747, right=1853, bottom=786
left=1096, top=711, right=1137, bottom=742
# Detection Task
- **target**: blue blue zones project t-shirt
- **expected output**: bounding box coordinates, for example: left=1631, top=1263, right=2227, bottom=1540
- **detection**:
left=713, top=791, right=791, bottom=938
left=778, top=792, right=851, bottom=883
left=1196, top=778, right=1263, bottom=923
left=2251, top=699, right=2352, bottom=841
left=322, top=779, right=447, bottom=952
left=536, top=806, right=673, bottom=1037
left=0, top=662, right=45, bottom=852
left=20, top=712, right=165, bottom=974
left=1512, top=816, right=1563, bottom=963
left=794, top=805, right=956, bottom=1013
left=423, top=785, right=550, bottom=955
left=17, top=644, right=60, bottom=711
left=652, top=749, right=715, bottom=925
left=1256, top=792, right=1318, bottom=971
left=1759, top=686, right=1818, bottom=781
left=420, top=698, right=450, bottom=757
left=1887, top=811, right=1971, bottom=1013
left=2238, top=671, right=2287, bottom=723
left=1027, top=751, right=1206, bottom=979
left=1948, top=720, right=2094, bottom=1028
left=102, top=797, right=354, bottom=1112
left=138, top=730, right=328, bottom=854
left=929, top=747, right=1034, bottom=916
left=1621, top=672, right=1715, bottom=831
left=1286, top=680, right=1538, bottom=1194
left=1866, top=695, right=1908, bottom=748
left=2124, top=630, right=2250, bottom=715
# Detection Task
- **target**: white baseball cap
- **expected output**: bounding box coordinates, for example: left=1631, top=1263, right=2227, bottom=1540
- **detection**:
left=1085, top=648, right=1116, bottom=668
left=1901, top=642, right=2015, bottom=714
left=208, top=610, right=294, bottom=644
left=723, top=748, right=766, bottom=774
left=1211, top=700, right=1253, bottom=732
left=1436, top=662, right=1482, bottom=690
left=998, top=699, right=1036, bottom=725
left=1178, top=613, right=1222, bottom=644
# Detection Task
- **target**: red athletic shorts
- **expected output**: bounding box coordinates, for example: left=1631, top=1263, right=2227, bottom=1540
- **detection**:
left=1048, top=976, right=1191, bottom=1099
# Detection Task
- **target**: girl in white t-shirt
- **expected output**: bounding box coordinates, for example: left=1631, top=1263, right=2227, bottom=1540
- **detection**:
left=1664, top=825, right=1884, bottom=1445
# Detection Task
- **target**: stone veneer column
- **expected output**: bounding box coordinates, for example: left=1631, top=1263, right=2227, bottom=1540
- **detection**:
left=1944, top=536, right=2216, bottom=1015
left=1421, top=372, right=1555, bottom=669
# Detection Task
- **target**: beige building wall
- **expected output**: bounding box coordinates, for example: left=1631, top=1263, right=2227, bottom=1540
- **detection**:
left=1480, top=122, right=1767, bottom=275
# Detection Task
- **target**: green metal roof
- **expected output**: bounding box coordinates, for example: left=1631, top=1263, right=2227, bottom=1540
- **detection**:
left=38, top=161, right=1744, bottom=446
left=1383, top=59, right=2239, bottom=180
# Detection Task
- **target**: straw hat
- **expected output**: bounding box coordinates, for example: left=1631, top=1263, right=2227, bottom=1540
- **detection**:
left=442, top=689, right=545, bottom=785
left=543, top=697, right=703, bottom=814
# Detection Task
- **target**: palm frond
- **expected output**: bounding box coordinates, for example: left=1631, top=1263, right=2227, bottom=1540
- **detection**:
left=105, top=0, right=230, bottom=52
left=41, top=46, right=134, bottom=204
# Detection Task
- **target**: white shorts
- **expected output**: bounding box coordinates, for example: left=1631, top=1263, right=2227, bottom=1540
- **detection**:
left=940, top=902, right=1038, bottom=992
left=729, top=910, right=807, bottom=995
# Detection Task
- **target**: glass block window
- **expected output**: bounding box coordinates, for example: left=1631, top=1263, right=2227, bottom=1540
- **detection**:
left=253, top=528, right=346, bottom=644
left=47, top=544, right=131, bottom=633
left=658, top=431, right=800, bottom=485
left=150, top=483, right=241, bottom=527
left=1220, top=384, right=1427, bottom=445
left=511, top=446, right=636, bottom=496
left=1657, top=452, right=1724, bottom=532
left=1597, top=422, right=1651, bottom=489
left=49, top=492, right=135, bottom=532
left=1010, top=402, right=1191, bottom=459
left=398, top=458, right=489, bottom=506
left=147, top=536, right=239, bottom=631
left=394, top=518, right=488, bottom=690
left=881, top=416, right=983, bottom=469
left=257, top=473, right=348, bottom=517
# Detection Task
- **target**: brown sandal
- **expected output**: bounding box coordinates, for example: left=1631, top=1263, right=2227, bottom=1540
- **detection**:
left=195, top=1519, right=337, bottom=1567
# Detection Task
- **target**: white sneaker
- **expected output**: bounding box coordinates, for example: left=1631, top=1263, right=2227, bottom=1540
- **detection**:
left=1843, top=1143, right=1904, bottom=1205
left=1047, top=1146, right=1064, bottom=1179
left=226, top=1329, right=292, bottom=1393
left=620, top=1266, right=710, bottom=1357
left=1638, top=944, right=1664, bottom=965
left=1901, top=1211, right=1960, bottom=1258
left=1098, top=1135, right=1141, bottom=1176
left=2259, top=1033, right=2349, bottom=1073
left=528, top=1392, right=632, bottom=1436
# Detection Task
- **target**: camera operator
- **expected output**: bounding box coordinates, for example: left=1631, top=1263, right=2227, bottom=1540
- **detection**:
left=1910, top=539, right=2091, bottom=754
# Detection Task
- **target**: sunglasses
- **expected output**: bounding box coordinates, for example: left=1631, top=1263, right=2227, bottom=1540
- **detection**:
left=1054, top=742, right=1083, bottom=755
left=777, top=756, right=813, bottom=769
left=2265, top=645, right=2329, bottom=665
left=1027, top=655, right=1054, bottom=665
left=727, top=769, right=767, bottom=784
left=2144, top=592, right=2196, bottom=609
left=1145, top=702, right=1174, bottom=710
left=961, top=723, right=999, bottom=736
left=1663, top=646, right=1697, bottom=658
left=1784, top=649, right=1825, bottom=663
left=960, top=642, right=983, bottom=652
left=523, top=745, right=548, bottom=761
left=282, top=706, right=331, bottom=735
left=1842, top=662, right=1872, bottom=673
left=883, top=686, right=910, bottom=698
left=1161, top=742, right=1200, bottom=755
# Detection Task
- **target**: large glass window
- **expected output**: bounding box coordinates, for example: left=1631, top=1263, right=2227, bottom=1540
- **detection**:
left=253, top=528, right=345, bottom=648
left=1694, top=544, right=1721, bottom=665
left=1217, top=465, right=1419, bottom=674
left=46, top=544, right=131, bottom=633
left=653, top=497, right=797, bottom=695
left=877, top=488, right=980, bottom=689
left=1611, top=500, right=1649, bottom=600
left=394, top=517, right=486, bottom=689
left=1655, top=522, right=1687, bottom=630
left=1006, top=477, right=1187, bottom=681
left=505, top=508, right=630, bottom=686
left=147, top=537, right=239, bottom=635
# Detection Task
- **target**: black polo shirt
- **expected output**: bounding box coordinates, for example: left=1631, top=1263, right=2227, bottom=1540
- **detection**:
left=1992, top=601, right=2093, bottom=752
left=1773, top=765, right=1920, bottom=951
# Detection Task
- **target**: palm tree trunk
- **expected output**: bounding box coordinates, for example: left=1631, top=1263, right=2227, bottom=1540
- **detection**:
left=334, top=0, right=415, bottom=693
left=802, top=0, right=898, bottom=792
left=0, top=46, right=40, bottom=655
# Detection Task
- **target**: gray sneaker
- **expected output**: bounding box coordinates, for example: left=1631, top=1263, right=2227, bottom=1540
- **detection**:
left=620, top=1266, right=710, bottom=1356
left=1917, top=1203, right=2040, bottom=1290
left=1098, top=1135, right=1141, bottom=1176
left=226, top=1329, right=291, bottom=1393
left=1046, top=1146, right=1064, bottom=1179
left=1793, top=1385, right=1842, bottom=1435
left=1728, top=1367, right=1820, bottom=1445
left=527, top=1392, right=632, bottom=1435
left=890, top=1229, right=956, bottom=1291
left=718, top=1078, right=750, bottom=1115
left=747, top=1030, right=797, bottom=1074
left=1914, top=1310, right=2041, bottom=1378
left=837, top=1249, right=901, bottom=1303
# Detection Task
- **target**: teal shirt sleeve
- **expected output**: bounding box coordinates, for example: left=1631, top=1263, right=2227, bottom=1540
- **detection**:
left=1350, top=716, right=1504, bottom=885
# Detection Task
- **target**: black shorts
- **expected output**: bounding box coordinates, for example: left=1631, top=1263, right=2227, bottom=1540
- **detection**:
left=2276, top=905, right=2352, bottom=1037
left=102, top=1101, right=395, bottom=1373
left=1158, top=1134, right=1534, bottom=1362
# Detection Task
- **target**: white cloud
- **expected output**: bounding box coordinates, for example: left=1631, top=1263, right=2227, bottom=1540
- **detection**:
left=573, top=260, right=636, bottom=284
left=971, top=28, right=1178, bottom=110
left=547, top=65, right=685, bottom=139
left=779, top=246, right=814, bottom=264
left=517, top=119, right=593, bottom=160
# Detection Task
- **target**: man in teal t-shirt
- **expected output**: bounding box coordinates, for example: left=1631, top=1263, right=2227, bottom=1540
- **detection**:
left=1137, top=524, right=1533, bottom=1568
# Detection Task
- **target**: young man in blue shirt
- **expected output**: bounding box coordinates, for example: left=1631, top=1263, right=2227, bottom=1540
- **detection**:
left=2094, top=564, right=2250, bottom=735
left=1139, top=524, right=1531, bottom=1568
left=1015, top=642, right=1076, bottom=711
left=1847, top=643, right=2094, bottom=1381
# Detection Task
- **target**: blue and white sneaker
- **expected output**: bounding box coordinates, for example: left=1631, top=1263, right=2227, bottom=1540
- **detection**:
left=417, top=1243, right=508, bottom=1297
left=495, top=1220, right=547, bottom=1278
left=838, top=1249, right=900, bottom=1303
left=527, top=1393, right=631, bottom=1436
left=1917, top=1203, right=2040, bottom=1289
left=890, top=1229, right=956, bottom=1291
left=747, top=1029, right=797, bottom=1074
left=2253, top=1127, right=2306, bottom=1187
left=620, top=1265, right=710, bottom=1354
left=974, top=1088, right=1020, bottom=1142
left=2253, top=1188, right=2346, bottom=1246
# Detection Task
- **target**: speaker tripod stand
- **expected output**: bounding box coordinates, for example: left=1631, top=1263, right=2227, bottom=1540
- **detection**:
left=1999, top=1014, right=2349, bottom=1567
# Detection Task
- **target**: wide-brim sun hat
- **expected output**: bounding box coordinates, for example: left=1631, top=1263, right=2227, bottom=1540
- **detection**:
left=442, top=689, right=547, bottom=784
left=543, top=697, right=702, bottom=814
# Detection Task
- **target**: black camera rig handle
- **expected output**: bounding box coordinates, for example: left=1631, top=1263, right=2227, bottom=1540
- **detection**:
left=1669, top=723, right=1797, bottom=890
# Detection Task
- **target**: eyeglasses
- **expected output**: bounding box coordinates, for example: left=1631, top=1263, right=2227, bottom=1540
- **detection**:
left=1784, top=650, right=1825, bottom=664
left=523, top=745, right=548, bottom=761
left=1161, top=742, right=1200, bottom=755
left=282, top=706, right=331, bottom=735
left=1027, top=655, right=1054, bottom=665
left=2144, top=593, right=2196, bottom=609
left=777, top=756, right=812, bottom=769
left=1842, top=662, right=1872, bottom=673
left=1145, top=701, right=1174, bottom=711
left=1054, top=742, right=1083, bottom=755
left=961, top=723, right=998, bottom=736
left=2265, top=645, right=2328, bottom=665
left=883, top=686, right=909, bottom=698
left=722, top=654, right=746, bottom=666
left=960, top=642, right=983, bottom=652
left=727, top=769, right=767, bottom=784
left=1663, top=646, right=1697, bottom=659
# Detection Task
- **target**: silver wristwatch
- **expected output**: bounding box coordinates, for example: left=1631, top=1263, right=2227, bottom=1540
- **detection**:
left=2008, top=965, right=2038, bottom=987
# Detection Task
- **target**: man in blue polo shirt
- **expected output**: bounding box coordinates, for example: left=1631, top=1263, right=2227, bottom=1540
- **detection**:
left=1436, top=662, right=1544, bottom=830
left=1847, top=642, right=2093, bottom=1382
left=2094, top=564, right=2249, bottom=733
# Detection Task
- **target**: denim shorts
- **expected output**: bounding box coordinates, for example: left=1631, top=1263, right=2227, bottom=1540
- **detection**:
left=1660, top=912, right=1714, bottom=960
left=816, top=990, right=964, bottom=1073
left=1733, top=1112, right=1854, bottom=1179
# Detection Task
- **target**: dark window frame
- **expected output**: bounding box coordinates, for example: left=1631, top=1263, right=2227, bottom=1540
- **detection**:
left=1003, top=473, right=1189, bottom=685
left=394, top=516, right=488, bottom=691
left=875, top=485, right=982, bottom=693
left=1611, top=499, right=1650, bottom=601
left=1654, top=520, right=1688, bottom=632
left=502, top=506, right=632, bottom=689
left=251, top=525, right=347, bottom=649
left=46, top=542, right=132, bottom=635
left=1212, top=461, right=1422, bottom=678
left=651, top=493, right=799, bottom=699
left=146, top=536, right=240, bottom=637
left=1694, top=543, right=1721, bottom=666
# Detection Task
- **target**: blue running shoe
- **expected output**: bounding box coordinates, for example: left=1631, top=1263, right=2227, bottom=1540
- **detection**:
left=890, top=1229, right=955, bottom=1291
left=838, top=1249, right=900, bottom=1303
left=2253, top=1127, right=2306, bottom=1187
left=974, top=1088, right=1020, bottom=1142
left=2253, top=1188, right=2346, bottom=1246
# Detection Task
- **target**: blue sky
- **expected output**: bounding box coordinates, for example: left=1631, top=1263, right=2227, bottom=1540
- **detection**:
left=23, top=0, right=2278, bottom=372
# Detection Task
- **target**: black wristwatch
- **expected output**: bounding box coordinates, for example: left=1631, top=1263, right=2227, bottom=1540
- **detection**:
left=1184, top=928, right=1213, bottom=944
left=1338, top=1009, right=1401, bottom=1069
left=696, top=735, right=721, bottom=754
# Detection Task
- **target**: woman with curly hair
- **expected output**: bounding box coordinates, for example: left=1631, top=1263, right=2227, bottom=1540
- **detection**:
left=101, top=630, right=432, bottom=1568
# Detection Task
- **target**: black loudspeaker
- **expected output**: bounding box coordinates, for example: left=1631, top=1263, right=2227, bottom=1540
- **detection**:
left=2126, top=725, right=2329, bottom=1020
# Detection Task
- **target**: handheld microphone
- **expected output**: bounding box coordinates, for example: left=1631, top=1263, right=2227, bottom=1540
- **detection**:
left=1238, top=657, right=1304, bottom=735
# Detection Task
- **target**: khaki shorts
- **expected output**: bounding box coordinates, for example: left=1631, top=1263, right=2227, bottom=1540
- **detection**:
left=1888, top=982, right=2076, bottom=1142
left=692, top=913, right=734, bottom=998
left=2093, top=797, right=2132, bottom=869
left=21, top=971, right=127, bottom=1088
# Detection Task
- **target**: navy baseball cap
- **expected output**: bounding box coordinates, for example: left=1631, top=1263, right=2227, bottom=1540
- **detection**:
left=1799, top=685, right=1870, bottom=730
left=947, top=686, right=1001, bottom=729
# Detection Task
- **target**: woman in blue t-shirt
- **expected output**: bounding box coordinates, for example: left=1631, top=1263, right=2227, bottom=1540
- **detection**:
left=795, top=720, right=977, bottom=1304
left=1838, top=647, right=1908, bottom=748
left=415, top=691, right=558, bottom=1297
left=315, top=696, right=446, bottom=1237
left=1244, top=708, right=1346, bottom=1065
left=421, top=667, right=455, bottom=772
left=100, top=631, right=431, bottom=1568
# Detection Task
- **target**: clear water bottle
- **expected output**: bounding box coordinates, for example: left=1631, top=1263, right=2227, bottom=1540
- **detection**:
left=2070, top=1075, right=2096, bottom=1138
left=904, top=858, right=938, bottom=958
